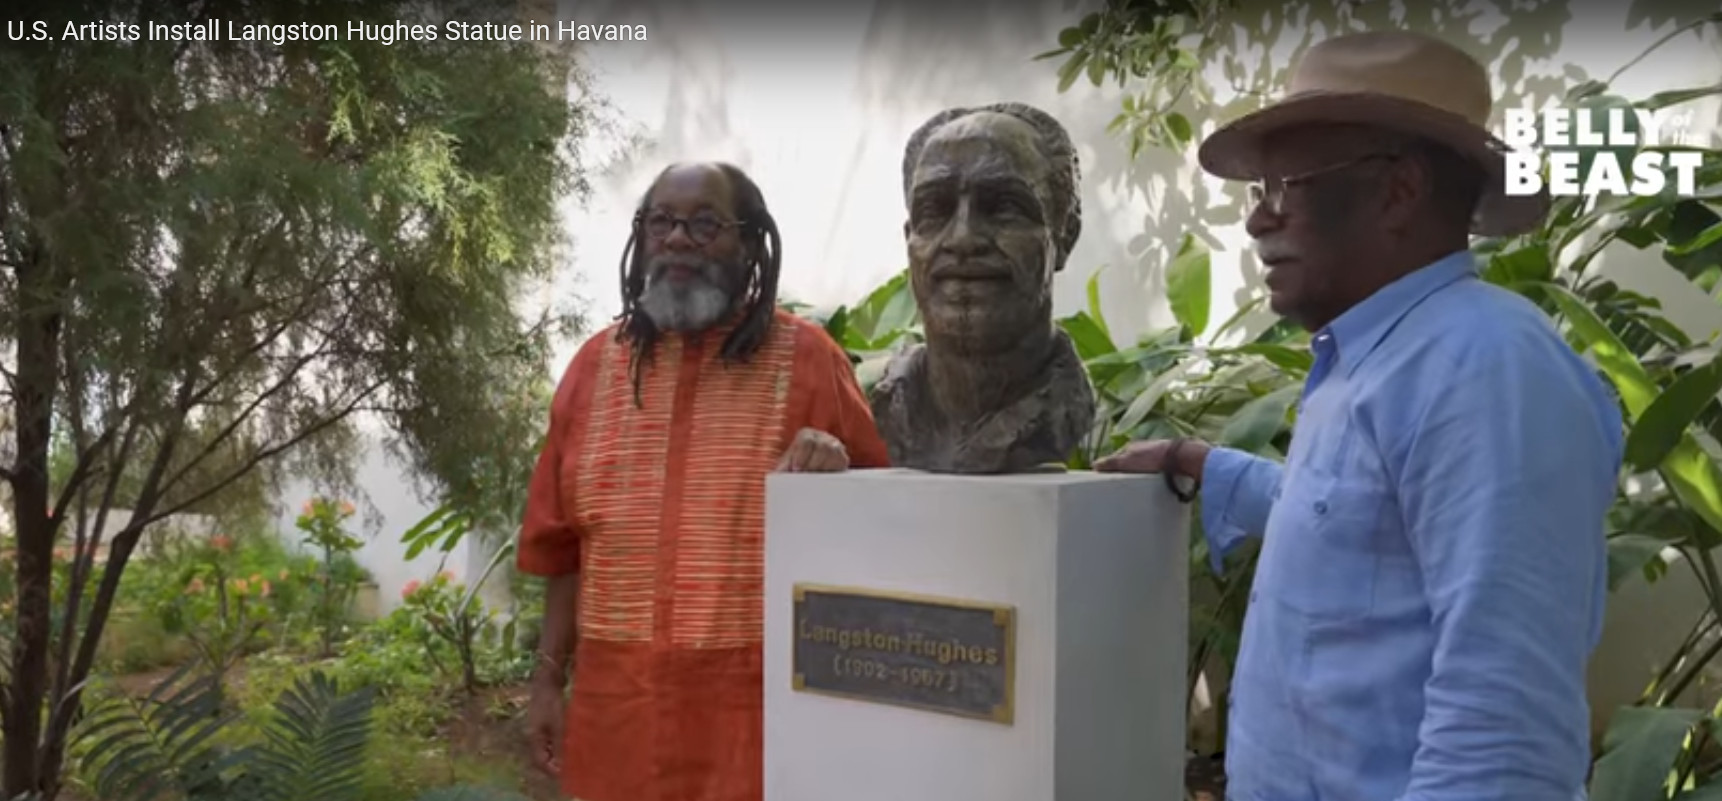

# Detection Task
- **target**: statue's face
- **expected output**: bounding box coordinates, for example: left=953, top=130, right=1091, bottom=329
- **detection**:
left=905, top=113, right=1059, bottom=351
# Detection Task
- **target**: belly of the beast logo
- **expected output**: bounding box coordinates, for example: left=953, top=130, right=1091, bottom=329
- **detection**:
left=1500, top=107, right=1705, bottom=198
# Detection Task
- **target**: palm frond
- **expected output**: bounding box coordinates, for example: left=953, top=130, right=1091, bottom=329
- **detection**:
left=249, top=671, right=376, bottom=801
left=75, top=662, right=244, bottom=801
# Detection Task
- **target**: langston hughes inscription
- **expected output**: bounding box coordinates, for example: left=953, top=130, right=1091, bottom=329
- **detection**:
left=791, top=583, right=1015, bottom=724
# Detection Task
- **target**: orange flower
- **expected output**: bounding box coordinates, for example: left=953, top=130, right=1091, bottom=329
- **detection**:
left=302, top=499, right=316, bottom=516
left=185, top=577, right=205, bottom=595
left=259, top=580, right=272, bottom=598
left=338, top=500, right=355, bottom=517
left=231, top=578, right=249, bottom=595
left=401, top=579, right=421, bottom=599
left=210, top=535, right=233, bottom=551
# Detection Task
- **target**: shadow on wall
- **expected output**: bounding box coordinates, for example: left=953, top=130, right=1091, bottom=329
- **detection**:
left=840, top=0, right=1583, bottom=342
left=547, top=0, right=1584, bottom=341
left=553, top=0, right=1711, bottom=337
left=559, top=0, right=842, bottom=180
left=610, top=1, right=742, bottom=166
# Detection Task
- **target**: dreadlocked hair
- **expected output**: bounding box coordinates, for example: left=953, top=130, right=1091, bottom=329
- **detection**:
left=613, top=162, right=784, bottom=408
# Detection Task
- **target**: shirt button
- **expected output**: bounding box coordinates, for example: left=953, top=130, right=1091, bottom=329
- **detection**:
left=1314, top=500, right=1328, bottom=515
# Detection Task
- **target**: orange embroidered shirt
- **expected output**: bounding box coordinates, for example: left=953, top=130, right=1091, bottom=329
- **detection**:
left=517, top=309, right=890, bottom=801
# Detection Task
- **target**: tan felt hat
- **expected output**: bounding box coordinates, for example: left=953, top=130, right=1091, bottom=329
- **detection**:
left=1197, top=30, right=1551, bottom=237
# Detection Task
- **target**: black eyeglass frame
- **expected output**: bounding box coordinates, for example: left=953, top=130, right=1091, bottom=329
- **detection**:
left=1247, top=152, right=1402, bottom=214
left=635, top=210, right=747, bottom=245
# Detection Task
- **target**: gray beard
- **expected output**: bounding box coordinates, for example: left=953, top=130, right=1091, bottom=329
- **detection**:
left=639, top=270, right=737, bottom=332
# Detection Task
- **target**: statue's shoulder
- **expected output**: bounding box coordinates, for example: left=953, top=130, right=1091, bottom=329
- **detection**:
left=1043, top=328, right=1098, bottom=430
left=869, top=342, right=926, bottom=407
left=1047, top=328, right=1090, bottom=381
left=878, top=343, right=925, bottom=383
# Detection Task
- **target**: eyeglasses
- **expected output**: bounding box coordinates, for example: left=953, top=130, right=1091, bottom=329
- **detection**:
left=637, top=210, right=743, bottom=245
left=1248, top=152, right=1399, bottom=215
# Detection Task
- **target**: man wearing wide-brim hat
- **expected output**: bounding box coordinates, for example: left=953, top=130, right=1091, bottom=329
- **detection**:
left=1098, top=31, right=1623, bottom=801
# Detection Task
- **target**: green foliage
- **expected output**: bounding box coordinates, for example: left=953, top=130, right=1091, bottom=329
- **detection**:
left=1590, top=706, right=1712, bottom=801
left=1035, top=0, right=1692, bottom=165
left=0, top=0, right=598, bottom=790
left=118, top=529, right=345, bottom=664
left=1521, top=155, right=1722, bottom=795
left=401, top=505, right=481, bottom=562
left=150, top=535, right=272, bottom=679
left=1165, top=234, right=1212, bottom=339
left=397, top=545, right=522, bottom=695
left=78, top=664, right=376, bottom=801
left=297, top=499, right=365, bottom=556
left=79, top=669, right=243, bottom=800
left=1035, top=0, right=1228, bottom=158
left=296, top=497, right=366, bottom=657
left=75, top=662, right=525, bottom=801
left=309, top=558, right=531, bottom=715
left=797, top=270, right=924, bottom=393
left=244, top=673, right=377, bottom=801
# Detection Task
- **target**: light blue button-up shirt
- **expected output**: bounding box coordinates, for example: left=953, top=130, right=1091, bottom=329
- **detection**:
left=1201, top=249, right=1624, bottom=801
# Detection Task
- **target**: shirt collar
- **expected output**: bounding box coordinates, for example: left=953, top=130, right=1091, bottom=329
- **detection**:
left=1319, top=248, right=1477, bottom=378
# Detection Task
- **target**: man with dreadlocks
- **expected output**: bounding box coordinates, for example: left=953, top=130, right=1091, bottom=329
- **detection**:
left=517, top=162, right=890, bottom=801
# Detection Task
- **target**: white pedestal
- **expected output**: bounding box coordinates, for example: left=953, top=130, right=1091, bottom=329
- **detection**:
left=764, top=469, right=1188, bottom=801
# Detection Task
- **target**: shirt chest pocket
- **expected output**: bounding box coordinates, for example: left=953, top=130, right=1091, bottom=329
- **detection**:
left=1260, top=464, right=1392, bottom=625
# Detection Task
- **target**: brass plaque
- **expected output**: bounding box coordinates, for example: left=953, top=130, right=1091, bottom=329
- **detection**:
left=791, top=583, right=1015, bottom=724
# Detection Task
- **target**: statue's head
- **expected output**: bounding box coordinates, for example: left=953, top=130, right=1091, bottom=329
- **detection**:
left=901, top=102, right=1081, bottom=352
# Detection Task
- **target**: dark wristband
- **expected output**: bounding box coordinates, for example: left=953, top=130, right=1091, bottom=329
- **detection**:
left=1163, top=437, right=1201, bottom=504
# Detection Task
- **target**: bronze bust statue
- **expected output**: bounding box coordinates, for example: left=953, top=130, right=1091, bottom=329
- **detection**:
left=869, top=102, right=1097, bottom=474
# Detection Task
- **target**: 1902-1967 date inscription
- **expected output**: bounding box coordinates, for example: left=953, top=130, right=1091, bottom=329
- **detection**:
left=829, top=653, right=965, bottom=692
left=791, top=583, right=1016, bottom=724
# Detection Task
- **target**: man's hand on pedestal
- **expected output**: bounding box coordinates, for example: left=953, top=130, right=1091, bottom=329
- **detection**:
left=1093, top=439, right=1211, bottom=483
left=775, top=427, right=849, bottom=473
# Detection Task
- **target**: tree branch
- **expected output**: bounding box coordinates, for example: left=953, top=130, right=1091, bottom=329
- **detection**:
left=146, top=376, right=389, bottom=526
left=158, top=341, right=343, bottom=499
left=49, top=365, right=95, bottom=716
left=46, top=426, right=119, bottom=527
left=42, top=371, right=199, bottom=758
left=179, top=243, right=368, bottom=412
left=48, top=414, right=138, bottom=720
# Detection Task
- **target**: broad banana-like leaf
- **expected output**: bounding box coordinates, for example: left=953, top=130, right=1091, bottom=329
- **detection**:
left=1544, top=283, right=1722, bottom=548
